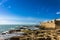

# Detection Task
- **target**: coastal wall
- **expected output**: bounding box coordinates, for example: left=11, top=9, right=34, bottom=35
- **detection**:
left=55, top=19, right=60, bottom=29
left=40, top=19, right=60, bottom=30
left=40, top=20, right=55, bottom=29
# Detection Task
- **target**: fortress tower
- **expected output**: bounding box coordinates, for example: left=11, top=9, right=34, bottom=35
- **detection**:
left=40, top=19, right=60, bottom=29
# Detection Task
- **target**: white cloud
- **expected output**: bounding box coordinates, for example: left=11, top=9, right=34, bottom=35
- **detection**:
left=0, top=0, right=11, bottom=8
left=0, top=16, right=50, bottom=25
left=0, top=0, right=8, bottom=6
left=56, top=12, right=60, bottom=14
left=7, top=5, right=11, bottom=8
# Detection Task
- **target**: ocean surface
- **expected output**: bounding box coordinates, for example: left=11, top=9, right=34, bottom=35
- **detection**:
left=0, top=25, right=38, bottom=33
left=0, top=25, right=20, bottom=33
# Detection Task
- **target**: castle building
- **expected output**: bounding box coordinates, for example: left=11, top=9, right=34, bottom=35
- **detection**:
left=40, top=19, right=60, bottom=29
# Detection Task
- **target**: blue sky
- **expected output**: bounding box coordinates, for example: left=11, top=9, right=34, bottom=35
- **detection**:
left=0, top=0, right=60, bottom=24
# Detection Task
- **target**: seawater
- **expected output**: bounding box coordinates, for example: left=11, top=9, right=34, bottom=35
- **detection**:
left=0, top=25, right=21, bottom=33
left=0, top=25, right=37, bottom=33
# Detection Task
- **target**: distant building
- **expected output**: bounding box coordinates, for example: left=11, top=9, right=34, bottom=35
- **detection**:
left=40, top=19, right=60, bottom=29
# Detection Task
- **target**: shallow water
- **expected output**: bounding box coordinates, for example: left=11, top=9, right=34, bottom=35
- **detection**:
left=0, top=25, right=20, bottom=33
left=0, top=25, right=38, bottom=33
